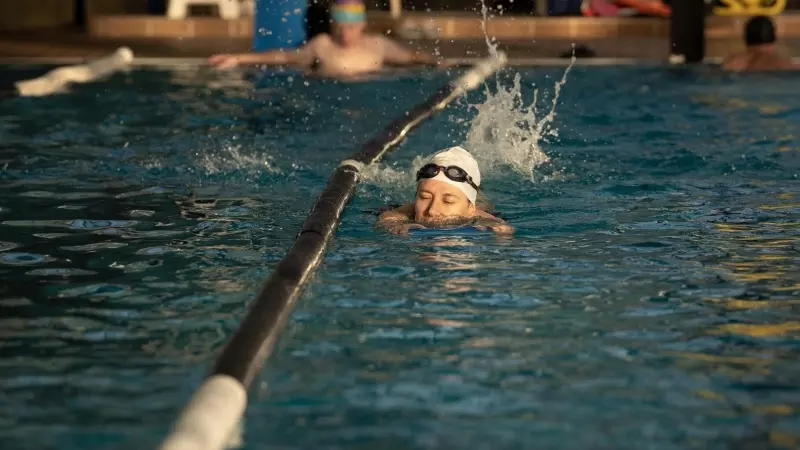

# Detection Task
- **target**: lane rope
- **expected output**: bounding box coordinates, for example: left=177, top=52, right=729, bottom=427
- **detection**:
left=158, top=52, right=508, bottom=450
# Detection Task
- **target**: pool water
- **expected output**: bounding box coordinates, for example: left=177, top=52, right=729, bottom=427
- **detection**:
left=0, top=64, right=798, bottom=450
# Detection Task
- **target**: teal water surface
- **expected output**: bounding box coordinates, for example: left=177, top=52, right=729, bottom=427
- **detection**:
left=0, top=65, right=798, bottom=450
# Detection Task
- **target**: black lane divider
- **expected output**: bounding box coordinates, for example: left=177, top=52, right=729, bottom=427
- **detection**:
left=159, top=53, right=507, bottom=450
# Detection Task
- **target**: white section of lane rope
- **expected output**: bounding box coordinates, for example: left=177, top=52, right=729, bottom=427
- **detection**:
left=159, top=375, right=248, bottom=450
left=14, top=46, right=134, bottom=97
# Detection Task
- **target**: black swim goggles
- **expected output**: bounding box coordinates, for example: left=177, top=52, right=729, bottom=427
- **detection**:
left=416, top=164, right=480, bottom=192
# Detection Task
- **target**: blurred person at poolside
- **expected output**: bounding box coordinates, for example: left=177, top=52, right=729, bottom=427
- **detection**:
left=722, top=16, right=799, bottom=72
left=208, top=0, right=446, bottom=78
left=377, top=146, right=514, bottom=236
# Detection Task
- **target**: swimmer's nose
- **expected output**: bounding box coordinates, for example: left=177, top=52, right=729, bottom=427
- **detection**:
left=426, top=201, right=445, bottom=217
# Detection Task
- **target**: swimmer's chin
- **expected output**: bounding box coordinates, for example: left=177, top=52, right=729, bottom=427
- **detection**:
left=414, top=216, right=474, bottom=229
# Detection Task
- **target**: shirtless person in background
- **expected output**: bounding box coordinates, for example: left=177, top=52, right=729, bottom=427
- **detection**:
left=209, top=0, right=445, bottom=77
left=722, top=16, right=799, bottom=73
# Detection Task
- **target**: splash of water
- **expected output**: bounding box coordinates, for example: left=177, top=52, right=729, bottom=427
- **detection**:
left=464, top=55, right=575, bottom=180
left=359, top=163, right=413, bottom=187
left=376, top=56, right=576, bottom=185
left=363, top=6, right=575, bottom=189
left=363, top=60, right=575, bottom=190
left=139, top=144, right=277, bottom=182
left=199, top=145, right=277, bottom=176
left=472, top=0, right=575, bottom=180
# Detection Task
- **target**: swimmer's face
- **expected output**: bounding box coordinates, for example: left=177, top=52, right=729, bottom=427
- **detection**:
left=414, top=179, right=476, bottom=225
left=333, top=21, right=365, bottom=47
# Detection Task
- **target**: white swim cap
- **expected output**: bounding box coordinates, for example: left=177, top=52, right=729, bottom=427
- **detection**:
left=422, top=146, right=481, bottom=204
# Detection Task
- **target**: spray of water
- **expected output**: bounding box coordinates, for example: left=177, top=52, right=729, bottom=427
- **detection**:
left=480, top=0, right=499, bottom=59
left=363, top=61, right=575, bottom=189
left=199, top=145, right=277, bottom=176
left=364, top=1, right=576, bottom=193
left=464, top=54, right=574, bottom=181
left=139, top=144, right=277, bottom=183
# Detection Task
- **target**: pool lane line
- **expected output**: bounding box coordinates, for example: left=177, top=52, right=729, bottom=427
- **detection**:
left=157, top=52, right=508, bottom=450
left=12, top=47, right=134, bottom=97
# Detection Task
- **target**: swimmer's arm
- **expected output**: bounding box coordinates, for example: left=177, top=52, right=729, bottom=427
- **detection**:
left=377, top=203, right=414, bottom=224
left=377, top=204, right=426, bottom=235
left=209, top=36, right=324, bottom=68
left=474, top=209, right=515, bottom=235
left=475, top=209, right=503, bottom=221
left=208, top=51, right=293, bottom=67
left=721, top=54, right=746, bottom=72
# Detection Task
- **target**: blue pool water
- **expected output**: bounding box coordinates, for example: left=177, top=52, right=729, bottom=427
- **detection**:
left=0, top=64, right=798, bottom=450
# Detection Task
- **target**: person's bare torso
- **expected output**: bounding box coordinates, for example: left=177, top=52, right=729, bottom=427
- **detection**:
left=722, top=50, right=797, bottom=73
left=310, top=35, right=386, bottom=77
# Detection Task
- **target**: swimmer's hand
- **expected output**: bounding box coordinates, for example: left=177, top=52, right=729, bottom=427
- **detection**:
left=475, top=222, right=515, bottom=235
left=472, top=215, right=515, bottom=235
left=209, top=54, right=240, bottom=69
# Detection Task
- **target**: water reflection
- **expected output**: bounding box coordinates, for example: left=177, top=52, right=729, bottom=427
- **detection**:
left=417, top=237, right=481, bottom=295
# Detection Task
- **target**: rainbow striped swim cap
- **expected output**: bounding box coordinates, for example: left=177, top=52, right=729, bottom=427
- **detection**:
left=332, top=0, right=366, bottom=23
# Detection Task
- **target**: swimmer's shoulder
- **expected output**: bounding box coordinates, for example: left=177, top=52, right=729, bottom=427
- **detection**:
left=721, top=52, right=749, bottom=72
left=475, top=208, right=503, bottom=222
left=377, top=203, right=414, bottom=223
left=724, top=51, right=799, bottom=73
left=304, top=33, right=333, bottom=50
left=765, top=53, right=800, bottom=71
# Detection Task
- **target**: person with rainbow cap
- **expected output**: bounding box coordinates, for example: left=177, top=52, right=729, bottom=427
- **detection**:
left=377, top=146, right=514, bottom=235
left=209, top=0, right=446, bottom=77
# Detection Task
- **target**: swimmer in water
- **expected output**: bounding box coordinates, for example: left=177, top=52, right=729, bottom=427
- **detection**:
left=377, top=146, right=514, bottom=235
left=722, top=16, right=799, bottom=73
left=208, top=0, right=445, bottom=77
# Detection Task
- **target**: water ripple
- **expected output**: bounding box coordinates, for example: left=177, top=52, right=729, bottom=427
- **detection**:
left=1, top=252, right=54, bottom=266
